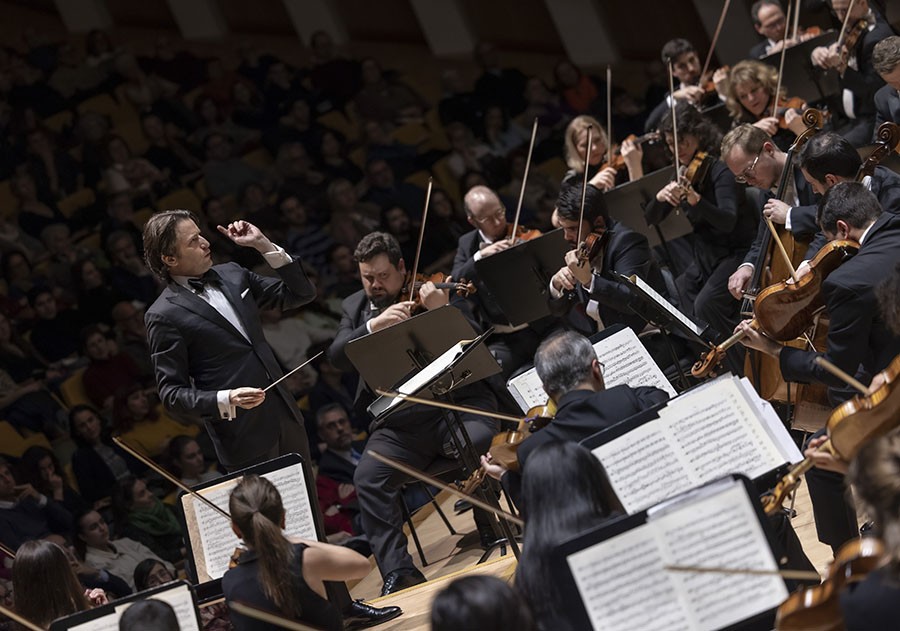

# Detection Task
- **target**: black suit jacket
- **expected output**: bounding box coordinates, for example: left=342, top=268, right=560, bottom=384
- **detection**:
left=145, top=260, right=316, bottom=468
left=317, top=449, right=357, bottom=485
left=780, top=213, right=900, bottom=401
left=839, top=567, right=900, bottom=631
left=548, top=219, right=667, bottom=335
left=873, top=84, right=900, bottom=139
left=749, top=39, right=771, bottom=59
left=501, top=385, right=670, bottom=506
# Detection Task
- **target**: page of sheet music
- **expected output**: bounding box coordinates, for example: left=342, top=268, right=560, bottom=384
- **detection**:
left=661, top=377, right=786, bottom=483
left=68, top=584, right=200, bottom=631
left=593, top=327, right=676, bottom=397
left=737, top=377, right=803, bottom=463
left=506, top=368, right=546, bottom=412
left=568, top=524, right=692, bottom=631
left=654, top=481, right=788, bottom=630
left=591, top=422, right=695, bottom=514
left=186, top=463, right=316, bottom=580
left=567, top=480, right=786, bottom=631
left=379, top=342, right=465, bottom=413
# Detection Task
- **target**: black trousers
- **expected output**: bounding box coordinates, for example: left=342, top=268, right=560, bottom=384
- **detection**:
left=354, top=385, right=498, bottom=578
left=804, top=428, right=859, bottom=552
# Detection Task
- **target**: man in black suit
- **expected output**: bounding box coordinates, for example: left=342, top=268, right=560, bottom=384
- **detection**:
left=739, top=182, right=900, bottom=552
left=548, top=179, right=668, bottom=336
left=328, top=232, right=500, bottom=596
left=451, top=185, right=553, bottom=378
left=873, top=36, right=900, bottom=137
left=810, top=0, right=895, bottom=147
left=749, top=0, right=789, bottom=59
left=481, top=331, right=669, bottom=508
left=143, top=211, right=398, bottom=628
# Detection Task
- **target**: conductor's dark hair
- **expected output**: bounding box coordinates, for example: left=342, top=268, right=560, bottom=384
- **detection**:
left=661, top=38, right=695, bottom=65
left=353, top=231, right=403, bottom=267
left=516, top=441, right=613, bottom=629
left=798, top=132, right=860, bottom=183
left=431, top=575, right=536, bottom=631
left=817, top=181, right=882, bottom=235
left=877, top=263, right=900, bottom=336
left=555, top=178, right=605, bottom=225
left=118, top=599, right=179, bottom=631
left=658, top=100, right=723, bottom=156
left=534, top=331, right=598, bottom=399
left=750, top=0, right=782, bottom=25
left=142, top=209, right=202, bottom=281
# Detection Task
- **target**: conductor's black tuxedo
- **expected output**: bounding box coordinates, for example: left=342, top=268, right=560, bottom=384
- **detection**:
left=146, top=260, right=315, bottom=469
left=500, top=385, right=669, bottom=508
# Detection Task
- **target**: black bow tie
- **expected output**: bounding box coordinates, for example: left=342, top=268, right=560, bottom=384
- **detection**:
left=187, top=271, right=217, bottom=293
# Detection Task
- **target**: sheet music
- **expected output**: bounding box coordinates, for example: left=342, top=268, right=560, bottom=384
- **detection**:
left=567, top=479, right=787, bottom=631
left=628, top=274, right=706, bottom=337
left=506, top=326, right=674, bottom=412
left=592, top=376, right=795, bottom=513
left=379, top=341, right=466, bottom=415
left=69, top=583, right=200, bottom=631
left=185, top=463, right=316, bottom=581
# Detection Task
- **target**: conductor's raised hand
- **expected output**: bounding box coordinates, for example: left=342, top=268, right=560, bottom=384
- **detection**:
left=369, top=301, right=414, bottom=332
left=229, top=387, right=266, bottom=410
left=217, top=220, right=274, bottom=252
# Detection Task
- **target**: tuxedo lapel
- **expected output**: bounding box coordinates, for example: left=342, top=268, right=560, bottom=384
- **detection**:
left=212, top=267, right=259, bottom=341
left=166, top=284, right=248, bottom=342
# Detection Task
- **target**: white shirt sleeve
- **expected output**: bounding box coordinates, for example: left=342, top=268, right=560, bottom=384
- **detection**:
left=262, top=244, right=292, bottom=269
left=216, top=390, right=237, bottom=420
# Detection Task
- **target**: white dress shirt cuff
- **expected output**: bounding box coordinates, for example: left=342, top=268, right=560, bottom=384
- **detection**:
left=262, top=245, right=292, bottom=269
left=365, top=319, right=374, bottom=334
left=785, top=208, right=793, bottom=231
left=217, top=390, right=237, bottom=421
left=739, top=262, right=755, bottom=272
left=841, top=88, right=855, bottom=119
left=473, top=249, right=484, bottom=262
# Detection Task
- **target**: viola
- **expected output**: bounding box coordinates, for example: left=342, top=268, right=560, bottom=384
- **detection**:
left=775, top=537, right=885, bottom=631
left=507, top=224, right=542, bottom=243
left=401, top=272, right=476, bottom=315
left=459, top=400, right=555, bottom=495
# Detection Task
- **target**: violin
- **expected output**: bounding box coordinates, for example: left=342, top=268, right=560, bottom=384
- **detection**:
left=681, top=150, right=716, bottom=191
left=601, top=132, right=661, bottom=171
left=838, top=18, right=868, bottom=68
left=761, top=353, right=900, bottom=517
left=401, top=272, right=476, bottom=314
left=506, top=224, right=542, bottom=243
left=459, top=399, right=555, bottom=495
left=773, top=96, right=806, bottom=130
left=775, top=537, right=885, bottom=631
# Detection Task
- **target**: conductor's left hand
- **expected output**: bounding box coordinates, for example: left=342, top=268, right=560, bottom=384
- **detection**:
left=217, top=220, right=274, bottom=252
left=229, top=387, right=266, bottom=409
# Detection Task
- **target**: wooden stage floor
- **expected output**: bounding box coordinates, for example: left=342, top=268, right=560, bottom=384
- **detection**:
left=348, top=479, right=837, bottom=630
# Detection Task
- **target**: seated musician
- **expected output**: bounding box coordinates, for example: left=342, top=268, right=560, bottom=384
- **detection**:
left=327, top=231, right=501, bottom=596
left=809, top=0, right=894, bottom=147
left=562, top=115, right=643, bottom=189
left=872, top=36, right=900, bottom=143
left=451, top=185, right=556, bottom=378
left=723, top=60, right=807, bottom=150
left=644, top=38, right=727, bottom=133
left=720, top=124, right=819, bottom=301
left=739, top=182, right=900, bottom=552
left=645, top=102, right=758, bottom=374
left=748, top=0, right=820, bottom=59
left=548, top=179, right=667, bottom=336
left=480, top=330, right=669, bottom=506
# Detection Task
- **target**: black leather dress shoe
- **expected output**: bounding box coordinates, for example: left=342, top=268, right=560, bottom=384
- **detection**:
left=380, top=568, right=427, bottom=597
left=343, top=600, right=403, bottom=630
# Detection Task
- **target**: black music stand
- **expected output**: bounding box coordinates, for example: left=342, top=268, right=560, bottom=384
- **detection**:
left=473, top=229, right=569, bottom=326
left=345, top=307, right=519, bottom=557
left=760, top=30, right=840, bottom=105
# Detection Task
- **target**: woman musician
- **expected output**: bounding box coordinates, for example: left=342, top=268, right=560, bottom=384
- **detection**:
left=562, top=115, right=645, bottom=191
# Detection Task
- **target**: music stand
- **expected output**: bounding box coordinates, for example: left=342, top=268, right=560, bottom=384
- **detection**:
left=473, top=228, right=569, bottom=326
left=760, top=30, right=840, bottom=105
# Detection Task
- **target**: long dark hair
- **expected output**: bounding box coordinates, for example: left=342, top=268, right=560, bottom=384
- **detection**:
left=112, top=383, right=158, bottom=434
left=431, top=575, right=536, bottom=631
left=18, top=445, right=67, bottom=497
left=658, top=100, right=724, bottom=156
left=229, top=474, right=302, bottom=619
left=12, top=540, right=91, bottom=627
left=515, top=441, right=613, bottom=629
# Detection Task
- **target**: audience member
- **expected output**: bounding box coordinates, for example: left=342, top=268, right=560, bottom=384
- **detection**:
left=112, top=476, right=185, bottom=564
left=0, top=456, right=72, bottom=551
left=72, top=258, right=126, bottom=328
left=81, top=325, right=144, bottom=413
left=69, top=404, right=141, bottom=507
left=163, top=435, right=221, bottom=487
left=28, top=286, right=82, bottom=363
left=112, top=383, right=200, bottom=458
left=17, top=446, right=88, bottom=516
left=110, top=300, right=153, bottom=377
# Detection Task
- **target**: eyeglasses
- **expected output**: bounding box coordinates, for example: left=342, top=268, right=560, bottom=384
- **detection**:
left=735, top=149, right=763, bottom=184
left=473, top=207, right=506, bottom=225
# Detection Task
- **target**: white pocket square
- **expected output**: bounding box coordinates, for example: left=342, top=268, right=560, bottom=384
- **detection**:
left=241, top=288, right=249, bottom=299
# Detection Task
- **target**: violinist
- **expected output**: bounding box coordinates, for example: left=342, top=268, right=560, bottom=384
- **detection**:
left=723, top=61, right=807, bottom=150
left=738, top=183, right=900, bottom=552
left=327, top=231, right=502, bottom=596
left=748, top=0, right=818, bottom=59
left=809, top=0, right=894, bottom=147
left=480, top=330, right=669, bottom=507
left=451, top=185, right=551, bottom=378
left=839, top=430, right=900, bottom=630
left=562, top=115, right=642, bottom=189
left=721, top=124, right=818, bottom=300
left=548, top=179, right=667, bottom=336
left=644, top=39, right=727, bottom=133
left=645, top=103, right=758, bottom=374
left=873, top=37, right=900, bottom=143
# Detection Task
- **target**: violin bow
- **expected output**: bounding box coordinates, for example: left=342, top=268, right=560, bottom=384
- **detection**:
left=813, top=357, right=869, bottom=395
left=229, top=601, right=324, bottom=631
left=576, top=125, right=593, bottom=247
left=791, top=0, right=801, bottom=42
left=367, top=449, right=524, bottom=528
left=666, top=61, right=683, bottom=192
left=406, top=177, right=433, bottom=303
left=772, top=0, right=792, bottom=119
left=665, top=564, right=820, bottom=582
left=606, top=65, right=613, bottom=168
left=0, top=541, right=14, bottom=558
left=509, top=117, right=539, bottom=244
left=0, top=603, right=42, bottom=631
left=699, top=0, right=732, bottom=84
left=112, top=436, right=232, bottom=521
left=835, top=0, right=857, bottom=49
left=376, top=388, right=526, bottom=424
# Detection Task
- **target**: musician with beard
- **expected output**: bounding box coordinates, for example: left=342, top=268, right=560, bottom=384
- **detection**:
left=327, top=232, right=501, bottom=596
